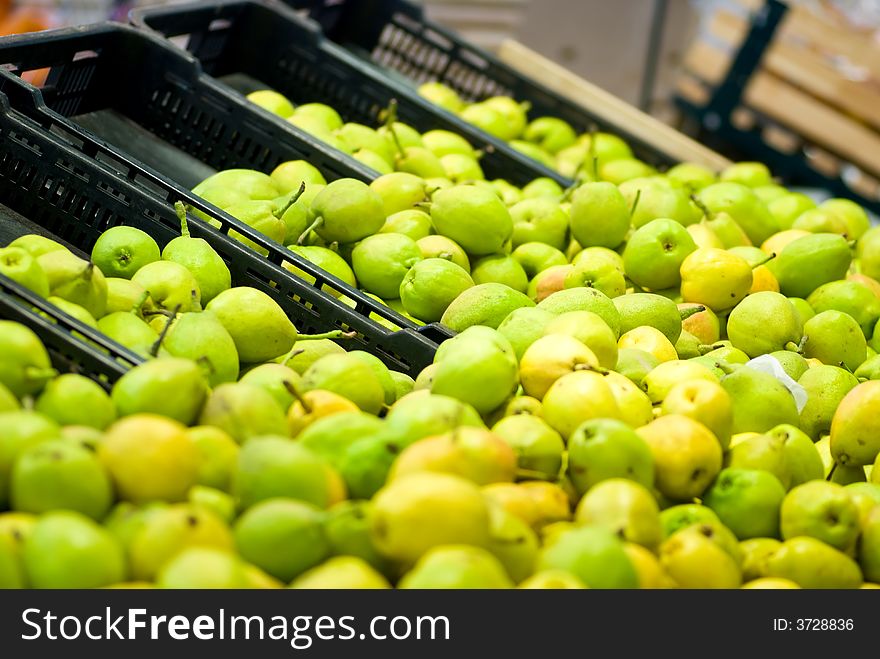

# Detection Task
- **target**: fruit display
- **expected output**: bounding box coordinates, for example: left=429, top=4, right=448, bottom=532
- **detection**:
left=2, top=140, right=880, bottom=588
left=419, top=82, right=638, bottom=181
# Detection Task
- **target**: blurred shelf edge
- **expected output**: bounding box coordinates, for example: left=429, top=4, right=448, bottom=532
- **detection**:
left=497, top=39, right=733, bottom=170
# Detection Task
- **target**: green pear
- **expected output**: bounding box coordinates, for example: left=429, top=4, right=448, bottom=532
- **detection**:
left=193, top=169, right=279, bottom=201
left=416, top=235, right=470, bottom=272
left=112, top=357, right=208, bottom=425
left=291, top=555, right=390, bottom=589
left=523, top=116, right=576, bottom=154
left=575, top=479, right=662, bottom=549
left=369, top=172, right=429, bottom=217
left=622, top=219, right=697, bottom=290
left=798, top=365, right=858, bottom=439
left=270, top=160, right=326, bottom=196
left=696, top=182, right=779, bottom=244
left=97, top=310, right=159, bottom=357
left=544, top=310, right=618, bottom=369
left=246, top=89, right=294, bottom=117
left=615, top=348, right=659, bottom=384
left=384, top=393, right=484, bottom=446
left=721, top=366, right=800, bottom=434
left=399, top=544, right=513, bottom=588
left=126, top=503, right=232, bottom=581
left=830, top=380, right=880, bottom=467
left=370, top=472, right=491, bottom=563
left=233, top=436, right=337, bottom=510
left=131, top=260, right=200, bottom=313
left=567, top=418, right=654, bottom=494
left=34, top=373, right=116, bottom=430
left=233, top=498, right=329, bottom=582
left=284, top=245, right=357, bottom=296
left=399, top=258, right=473, bottom=323
left=323, top=501, right=391, bottom=576
left=802, top=311, right=866, bottom=371
left=780, top=481, right=860, bottom=552
left=485, top=505, right=539, bottom=583
left=659, top=524, right=742, bottom=588
left=431, top=327, right=519, bottom=415
left=767, top=233, right=851, bottom=298
left=421, top=129, right=475, bottom=158
left=659, top=504, right=720, bottom=538
left=822, top=198, right=869, bottom=239
left=614, top=293, right=689, bottom=344
left=492, top=415, right=564, bottom=480
left=767, top=192, right=815, bottom=229
left=538, top=287, right=621, bottom=335
left=768, top=350, right=809, bottom=380
left=792, top=207, right=848, bottom=235
left=161, top=205, right=231, bottom=303
left=90, top=225, right=160, bottom=279
left=336, top=123, right=395, bottom=163
left=860, top=507, right=880, bottom=583
left=291, top=103, right=344, bottom=132
left=0, top=382, right=19, bottom=413
left=619, top=179, right=697, bottom=228
left=297, top=411, right=385, bottom=466
left=521, top=177, right=564, bottom=200
left=702, top=212, right=751, bottom=248
left=471, top=254, right=529, bottom=293
left=8, top=234, right=66, bottom=258
left=238, top=361, right=300, bottom=412
left=0, top=246, right=49, bottom=296
left=511, top=242, right=567, bottom=279
left=0, top=533, right=25, bottom=588
left=0, top=411, right=59, bottom=507
left=23, top=511, right=125, bottom=588
left=703, top=468, right=785, bottom=539
left=38, top=251, right=107, bottom=318
left=739, top=537, right=782, bottom=581
left=727, top=292, right=803, bottom=357
left=568, top=182, right=630, bottom=250
left=430, top=185, right=513, bottom=257
left=307, top=178, right=385, bottom=244
left=301, top=353, right=386, bottom=415
left=810, top=279, right=880, bottom=340
left=188, top=426, right=239, bottom=493
left=855, top=353, right=880, bottom=381
left=564, top=259, right=626, bottom=298
left=536, top=525, right=638, bottom=588
left=161, top=311, right=239, bottom=386
left=104, top=278, right=153, bottom=315
left=440, top=153, right=484, bottom=183
left=509, top=198, right=568, bottom=251
left=205, top=287, right=299, bottom=363
left=495, top=307, right=555, bottom=360
left=666, top=162, right=716, bottom=190
left=509, top=140, right=557, bottom=170
left=337, top=432, right=404, bottom=499
left=768, top=424, right=824, bottom=488
left=10, top=439, right=112, bottom=520
left=156, top=547, right=248, bottom=588
left=441, top=282, right=534, bottom=331
left=199, top=383, right=288, bottom=444
left=351, top=233, right=422, bottom=299
left=378, top=209, right=433, bottom=241
left=765, top=536, right=862, bottom=588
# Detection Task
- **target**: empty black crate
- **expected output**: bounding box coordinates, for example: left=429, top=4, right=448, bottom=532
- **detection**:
left=0, top=64, right=440, bottom=375
left=130, top=0, right=568, bottom=187
left=287, top=0, right=680, bottom=169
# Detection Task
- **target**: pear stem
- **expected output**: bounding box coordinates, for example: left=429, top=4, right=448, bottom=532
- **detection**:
left=678, top=305, right=706, bottom=321
left=282, top=379, right=312, bottom=413
left=826, top=462, right=838, bottom=482
left=629, top=189, right=642, bottom=217
left=279, top=346, right=306, bottom=367
left=714, top=360, right=736, bottom=375
left=296, top=216, right=323, bottom=246
left=131, top=291, right=150, bottom=314
left=295, top=329, right=357, bottom=343
left=383, top=99, right=405, bottom=157
left=591, top=155, right=599, bottom=182
left=175, top=201, right=190, bottom=238
left=515, top=468, right=553, bottom=482
left=275, top=182, right=306, bottom=218
left=689, top=194, right=713, bottom=220
left=751, top=252, right=776, bottom=268
left=150, top=304, right=180, bottom=358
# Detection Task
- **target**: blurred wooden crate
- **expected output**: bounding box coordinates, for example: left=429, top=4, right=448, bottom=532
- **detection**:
left=676, top=0, right=880, bottom=210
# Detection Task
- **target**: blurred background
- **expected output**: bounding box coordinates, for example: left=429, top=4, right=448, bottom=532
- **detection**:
left=2, top=0, right=879, bottom=208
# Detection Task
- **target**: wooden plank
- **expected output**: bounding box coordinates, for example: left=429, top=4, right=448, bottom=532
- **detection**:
left=497, top=39, right=733, bottom=170
left=710, top=9, right=880, bottom=130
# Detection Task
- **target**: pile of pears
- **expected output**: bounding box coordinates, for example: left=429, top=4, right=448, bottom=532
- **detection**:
left=246, top=89, right=491, bottom=183
left=418, top=81, right=648, bottom=181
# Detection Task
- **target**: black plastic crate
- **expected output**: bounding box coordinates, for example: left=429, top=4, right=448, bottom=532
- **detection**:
left=0, top=70, right=440, bottom=375
left=0, top=273, right=142, bottom=390
left=285, top=0, right=681, bottom=170
left=129, top=0, right=568, bottom=187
